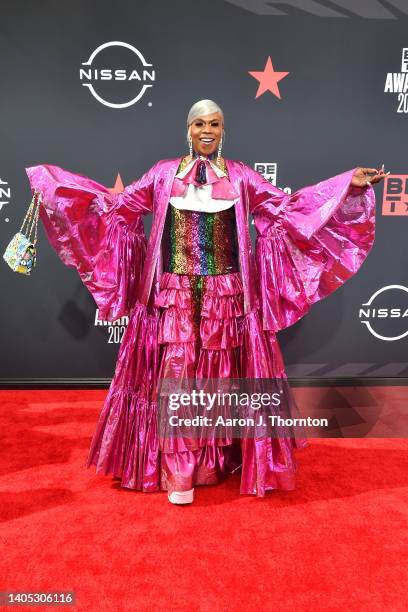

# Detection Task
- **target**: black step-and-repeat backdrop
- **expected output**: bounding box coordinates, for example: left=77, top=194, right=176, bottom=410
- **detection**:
left=1, top=0, right=408, bottom=383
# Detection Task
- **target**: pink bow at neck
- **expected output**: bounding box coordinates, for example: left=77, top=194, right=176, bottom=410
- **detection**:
left=170, top=157, right=239, bottom=200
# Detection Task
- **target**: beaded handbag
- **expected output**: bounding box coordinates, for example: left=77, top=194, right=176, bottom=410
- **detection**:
left=3, top=189, right=42, bottom=275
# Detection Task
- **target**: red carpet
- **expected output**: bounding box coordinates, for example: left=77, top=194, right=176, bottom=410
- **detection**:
left=1, top=389, right=407, bottom=611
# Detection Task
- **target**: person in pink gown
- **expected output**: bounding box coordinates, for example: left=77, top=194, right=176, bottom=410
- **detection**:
left=26, top=99, right=386, bottom=504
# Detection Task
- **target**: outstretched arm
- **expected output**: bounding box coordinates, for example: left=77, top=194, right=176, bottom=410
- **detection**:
left=245, top=163, right=380, bottom=332
left=26, top=161, right=157, bottom=222
left=25, top=162, right=158, bottom=320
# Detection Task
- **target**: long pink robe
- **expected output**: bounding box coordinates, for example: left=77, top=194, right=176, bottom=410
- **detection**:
left=25, top=158, right=376, bottom=496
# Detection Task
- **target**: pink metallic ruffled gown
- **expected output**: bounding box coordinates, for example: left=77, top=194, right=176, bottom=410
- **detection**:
left=25, top=155, right=376, bottom=496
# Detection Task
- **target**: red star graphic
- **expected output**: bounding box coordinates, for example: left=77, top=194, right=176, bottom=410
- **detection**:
left=108, top=173, right=125, bottom=194
left=249, top=56, right=289, bottom=99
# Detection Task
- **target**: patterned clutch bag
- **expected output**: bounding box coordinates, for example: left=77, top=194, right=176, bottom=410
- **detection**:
left=3, top=189, right=42, bottom=275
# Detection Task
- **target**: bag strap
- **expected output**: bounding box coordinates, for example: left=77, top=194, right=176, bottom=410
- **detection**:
left=30, top=192, right=41, bottom=246
left=20, top=190, right=42, bottom=244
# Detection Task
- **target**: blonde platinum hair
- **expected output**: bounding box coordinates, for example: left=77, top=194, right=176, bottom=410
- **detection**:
left=186, top=99, right=225, bottom=143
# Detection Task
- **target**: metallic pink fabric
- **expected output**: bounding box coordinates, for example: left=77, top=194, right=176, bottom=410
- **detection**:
left=156, top=272, right=244, bottom=352
left=25, top=163, right=154, bottom=321
left=25, top=159, right=376, bottom=496
left=157, top=271, right=242, bottom=458
left=156, top=271, right=306, bottom=495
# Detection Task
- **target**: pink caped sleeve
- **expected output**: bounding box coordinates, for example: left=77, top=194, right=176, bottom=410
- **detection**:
left=25, top=162, right=157, bottom=321
left=246, top=165, right=376, bottom=331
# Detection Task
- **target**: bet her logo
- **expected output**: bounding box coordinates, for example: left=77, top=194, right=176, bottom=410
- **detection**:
left=254, top=162, right=291, bottom=194
left=80, top=41, right=155, bottom=108
left=382, top=174, right=408, bottom=215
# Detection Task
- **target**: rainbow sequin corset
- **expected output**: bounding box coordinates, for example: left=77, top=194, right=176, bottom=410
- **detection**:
left=162, top=203, right=239, bottom=275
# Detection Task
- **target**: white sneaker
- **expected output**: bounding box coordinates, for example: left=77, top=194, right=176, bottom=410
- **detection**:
left=168, top=488, right=194, bottom=505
